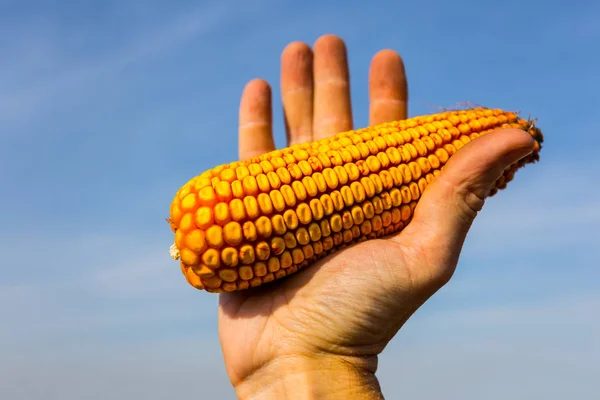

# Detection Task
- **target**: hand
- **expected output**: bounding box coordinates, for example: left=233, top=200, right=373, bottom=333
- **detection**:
left=218, top=35, right=535, bottom=399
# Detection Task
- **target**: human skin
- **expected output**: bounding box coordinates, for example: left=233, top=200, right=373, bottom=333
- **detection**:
left=218, top=34, right=535, bottom=399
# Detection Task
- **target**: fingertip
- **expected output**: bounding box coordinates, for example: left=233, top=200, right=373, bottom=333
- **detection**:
left=313, top=34, right=346, bottom=51
left=240, top=78, right=272, bottom=122
left=242, top=78, right=271, bottom=100
left=281, top=41, right=312, bottom=62
left=370, top=49, right=405, bottom=69
left=369, top=49, right=408, bottom=124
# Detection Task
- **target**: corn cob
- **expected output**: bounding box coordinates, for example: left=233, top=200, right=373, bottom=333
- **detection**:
left=167, top=107, right=543, bottom=293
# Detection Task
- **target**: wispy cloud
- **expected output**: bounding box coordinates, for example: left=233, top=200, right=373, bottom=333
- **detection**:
left=0, top=2, right=233, bottom=123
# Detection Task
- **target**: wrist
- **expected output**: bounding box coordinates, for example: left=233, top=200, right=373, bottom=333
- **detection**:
left=233, top=353, right=383, bottom=400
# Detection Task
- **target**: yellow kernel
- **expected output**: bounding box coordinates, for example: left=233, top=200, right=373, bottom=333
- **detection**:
left=330, top=214, right=343, bottom=232
left=257, top=193, right=273, bottom=215
left=179, top=213, right=195, bottom=232
left=340, top=186, right=354, bottom=207
left=266, top=171, right=281, bottom=189
left=215, top=181, right=232, bottom=202
left=302, top=244, right=314, bottom=258
left=239, top=245, right=255, bottom=264
left=369, top=173, right=384, bottom=194
left=345, top=163, right=360, bottom=181
left=248, top=163, right=262, bottom=177
left=308, top=223, right=322, bottom=241
left=175, top=229, right=185, bottom=249
left=351, top=205, right=365, bottom=225
left=283, top=231, right=297, bottom=248
left=194, top=207, right=213, bottom=230
left=391, top=208, right=402, bottom=224
left=322, top=236, right=334, bottom=251
left=180, top=248, right=199, bottom=266
left=191, top=264, right=214, bottom=278
left=180, top=193, right=198, bottom=212
left=360, top=220, right=372, bottom=235
left=409, top=182, right=420, bottom=200
left=341, top=210, right=354, bottom=229
left=270, top=237, right=286, bottom=255
left=220, top=169, right=236, bottom=183
left=361, top=177, right=376, bottom=198
left=283, top=209, right=299, bottom=230
left=219, top=268, right=238, bottom=283
left=253, top=262, right=267, bottom=277
left=243, top=196, right=260, bottom=219
left=333, top=166, right=349, bottom=185
left=362, top=201, right=375, bottom=219
left=398, top=164, right=412, bottom=184
left=296, top=227, right=310, bottom=245
left=400, top=204, right=412, bottom=221
left=296, top=203, right=312, bottom=225
left=276, top=167, right=291, bottom=184
left=229, top=199, right=246, bottom=222
left=221, top=247, right=239, bottom=267
left=342, top=229, right=354, bottom=243
left=256, top=241, right=270, bottom=260
left=319, top=219, right=331, bottom=237
left=292, top=248, right=305, bottom=264
left=301, top=176, right=318, bottom=197
left=291, top=181, right=307, bottom=201
left=242, top=175, right=259, bottom=196
left=268, top=258, right=281, bottom=273
left=320, top=194, right=334, bottom=215
left=236, top=166, right=250, bottom=180
left=323, top=168, right=339, bottom=189
left=255, top=216, right=272, bottom=238
left=330, top=191, right=345, bottom=210
left=202, top=248, right=221, bottom=269
left=271, top=214, right=287, bottom=235
left=309, top=198, right=324, bottom=220
left=205, top=225, right=224, bottom=248
left=366, top=155, right=381, bottom=173
left=243, top=221, right=257, bottom=241
left=298, top=160, right=312, bottom=176
left=239, top=266, right=254, bottom=280
left=280, top=185, right=297, bottom=207
left=381, top=211, right=392, bottom=227
left=372, top=196, right=384, bottom=214
left=198, top=186, right=218, bottom=207
left=380, top=192, right=393, bottom=209
left=185, top=229, right=206, bottom=253
left=256, top=174, right=271, bottom=192
left=350, top=181, right=366, bottom=203
left=280, top=251, right=293, bottom=268
left=390, top=188, right=402, bottom=207
left=214, top=202, right=231, bottom=225
left=288, top=163, right=302, bottom=180
left=408, top=161, right=422, bottom=180
left=269, top=190, right=286, bottom=212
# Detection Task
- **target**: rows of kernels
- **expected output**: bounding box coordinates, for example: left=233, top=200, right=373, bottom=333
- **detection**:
left=170, top=109, right=541, bottom=292
left=198, top=200, right=419, bottom=292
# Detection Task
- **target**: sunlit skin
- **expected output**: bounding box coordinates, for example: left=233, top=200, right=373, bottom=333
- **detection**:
left=218, top=34, right=535, bottom=398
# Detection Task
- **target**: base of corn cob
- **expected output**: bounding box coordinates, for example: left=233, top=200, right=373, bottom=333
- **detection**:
left=167, top=107, right=543, bottom=293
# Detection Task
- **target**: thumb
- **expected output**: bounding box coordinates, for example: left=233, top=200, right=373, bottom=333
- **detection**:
left=398, top=127, right=536, bottom=273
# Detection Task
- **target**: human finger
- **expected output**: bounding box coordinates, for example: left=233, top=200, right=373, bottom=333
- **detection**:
left=280, top=41, right=314, bottom=146
left=238, top=79, right=276, bottom=160
left=312, top=34, right=353, bottom=139
left=368, top=49, right=408, bottom=125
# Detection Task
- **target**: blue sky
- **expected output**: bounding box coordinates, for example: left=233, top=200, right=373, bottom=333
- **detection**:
left=1, top=0, right=598, bottom=398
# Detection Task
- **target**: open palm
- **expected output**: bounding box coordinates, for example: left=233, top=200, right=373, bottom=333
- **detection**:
left=217, top=35, right=535, bottom=393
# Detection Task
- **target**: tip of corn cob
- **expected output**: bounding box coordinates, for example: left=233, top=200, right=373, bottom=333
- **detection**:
left=167, top=106, right=543, bottom=293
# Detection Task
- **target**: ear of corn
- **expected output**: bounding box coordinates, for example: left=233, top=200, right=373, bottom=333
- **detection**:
left=167, top=107, right=543, bottom=293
